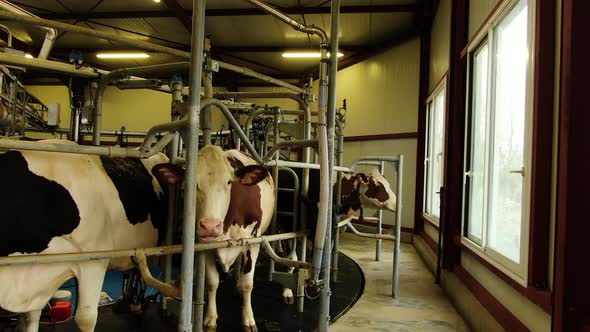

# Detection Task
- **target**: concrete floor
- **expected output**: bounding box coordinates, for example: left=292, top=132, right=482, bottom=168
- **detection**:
left=331, top=233, right=470, bottom=332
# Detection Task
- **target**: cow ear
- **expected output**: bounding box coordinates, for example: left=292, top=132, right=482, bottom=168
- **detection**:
left=152, top=163, right=185, bottom=187
left=356, top=173, right=368, bottom=184
left=235, top=165, right=268, bottom=185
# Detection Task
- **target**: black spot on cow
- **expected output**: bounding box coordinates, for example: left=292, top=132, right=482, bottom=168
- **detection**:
left=100, top=157, right=166, bottom=232
left=0, top=151, right=80, bottom=256
left=243, top=250, right=252, bottom=274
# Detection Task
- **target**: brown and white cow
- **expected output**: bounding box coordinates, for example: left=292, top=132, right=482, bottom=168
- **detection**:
left=195, top=145, right=274, bottom=332
left=277, top=168, right=396, bottom=304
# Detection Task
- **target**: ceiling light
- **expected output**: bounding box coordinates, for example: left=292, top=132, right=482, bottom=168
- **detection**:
left=282, top=52, right=344, bottom=58
left=153, top=0, right=161, bottom=2
left=24, top=53, right=33, bottom=58
left=96, top=53, right=150, bottom=59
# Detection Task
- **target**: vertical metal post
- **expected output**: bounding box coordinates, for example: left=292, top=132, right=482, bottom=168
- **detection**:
left=269, top=107, right=280, bottom=281
left=319, top=0, right=340, bottom=331
left=180, top=0, right=206, bottom=331
left=392, top=155, right=403, bottom=298
left=162, top=78, right=183, bottom=312
left=331, top=120, right=344, bottom=282
left=72, top=108, right=80, bottom=143
left=202, top=68, right=213, bottom=146
left=9, top=82, right=15, bottom=136
left=297, top=101, right=309, bottom=313
left=170, top=79, right=184, bottom=162
left=162, top=185, right=177, bottom=311
left=375, top=161, right=385, bottom=261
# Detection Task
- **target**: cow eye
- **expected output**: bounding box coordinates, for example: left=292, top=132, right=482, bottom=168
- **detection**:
left=227, top=180, right=232, bottom=185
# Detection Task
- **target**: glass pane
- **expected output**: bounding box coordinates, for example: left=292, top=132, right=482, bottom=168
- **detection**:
left=424, top=102, right=432, bottom=215
left=467, top=44, right=489, bottom=243
left=487, top=0, right=528, bottom=263
left=429, top=90, right=445, bottom=218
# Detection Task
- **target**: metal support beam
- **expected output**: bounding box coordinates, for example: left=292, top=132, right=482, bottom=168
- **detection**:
left=163, top=0, right=192, bottom=32
left=38, top=5, right=417, bottom=20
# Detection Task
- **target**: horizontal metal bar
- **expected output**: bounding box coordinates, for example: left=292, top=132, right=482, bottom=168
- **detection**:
left=266, top=159, right=351, bottom=172
left=38, top=5, right=417, bottom=20
left=277, top=211, right=295, bottom=216
left=0, top=133, right=175, bottom=158
left=278, top=188, right=295, bottom=193
left=349, top=156, right=400, bottom=171
left=342, top=221, right=396, bottom=241
left=0, top=232, right=305, bottom=266
left=262, top=139, right=317, bottom=163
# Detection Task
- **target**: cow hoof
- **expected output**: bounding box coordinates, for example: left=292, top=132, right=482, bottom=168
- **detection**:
left=282, top=288, right=294, bottom=305
left=203, top=325, right=217, bottom=332
left=242, top=324, right=258, bottom=332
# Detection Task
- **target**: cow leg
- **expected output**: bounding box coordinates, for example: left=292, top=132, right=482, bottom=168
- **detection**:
left=238, top=245, right=259, bottom=332
left=18, top=310, right=41, bottom=332
left=204, top=252, right=219, bottom=332
left=74, top=261, right=108, bottom=332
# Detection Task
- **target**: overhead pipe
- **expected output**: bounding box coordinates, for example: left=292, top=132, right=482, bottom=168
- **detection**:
left=0, top=53, right=190, bottom=96
left=0, top=10, right=301, bottom=92
left=0, top=53, right=100, bottom=78
left=0, top=1, right=56, bottom=59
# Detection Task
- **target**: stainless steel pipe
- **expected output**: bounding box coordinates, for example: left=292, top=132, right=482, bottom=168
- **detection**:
left=0, top=11, right=301, bottom=92
left=0, top=232, right=305, bottom=266
left=181, top=0, right=206, bottom=329
left=262, top=139, right=318, bottom=163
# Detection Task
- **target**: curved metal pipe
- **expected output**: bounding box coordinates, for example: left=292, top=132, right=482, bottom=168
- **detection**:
left=201, top=98, right=263, bottom=164
left=0, top=23, right=12, bottom=47
left=92, top=62, right=191, bottom=145
left=246, top=0, right=328, bottom=42
left=0, top=1, right=56, bottom=59
left=262, top=139, right=318, bottom=163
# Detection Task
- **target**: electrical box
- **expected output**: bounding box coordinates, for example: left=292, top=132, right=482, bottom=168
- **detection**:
left=47, top=103, right=60, bottom=127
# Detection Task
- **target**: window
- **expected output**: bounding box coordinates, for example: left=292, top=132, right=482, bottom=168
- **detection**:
left=423, top=81, right=446, bottom=222
left=462, top=0, right=532, bottom=280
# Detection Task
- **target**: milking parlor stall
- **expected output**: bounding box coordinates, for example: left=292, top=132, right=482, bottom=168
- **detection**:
left=0, top=0, right=452, bottom=331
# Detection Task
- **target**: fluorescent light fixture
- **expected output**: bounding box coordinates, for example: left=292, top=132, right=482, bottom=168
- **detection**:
left=96, top=53, right=150, bottom=59
left=153, top=0, right=161, bottom=2
left=282, top=52, right=344, bottom=58
left=24, top=53, right=33, bottom=58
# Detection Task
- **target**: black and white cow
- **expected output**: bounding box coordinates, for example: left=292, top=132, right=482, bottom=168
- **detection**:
left=0, top=141, right=272, bottom=332
left=0, top=140, right=168, bottom=332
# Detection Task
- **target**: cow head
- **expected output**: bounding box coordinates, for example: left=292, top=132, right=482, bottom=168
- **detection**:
left=195, top=145, right=268, bottom=242
left=358, top=170, right=396, bottom=212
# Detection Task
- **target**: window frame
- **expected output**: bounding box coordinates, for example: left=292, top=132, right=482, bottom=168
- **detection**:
left=423, top=78, right=447, bottom=226
left=460, top=0, right=536, bottom=285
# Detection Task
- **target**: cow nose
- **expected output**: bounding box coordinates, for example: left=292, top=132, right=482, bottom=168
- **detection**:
left=198, top=218, right=223, bottom=240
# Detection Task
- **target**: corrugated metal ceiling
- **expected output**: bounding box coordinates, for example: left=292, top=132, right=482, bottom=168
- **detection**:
left=3, top=0, right=419, bottom=83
